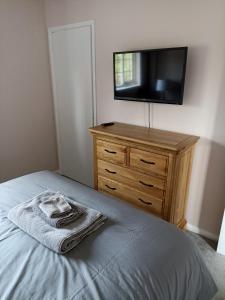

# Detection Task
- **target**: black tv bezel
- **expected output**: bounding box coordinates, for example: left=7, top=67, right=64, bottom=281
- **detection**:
left=113, top=46, right=188, bottom=105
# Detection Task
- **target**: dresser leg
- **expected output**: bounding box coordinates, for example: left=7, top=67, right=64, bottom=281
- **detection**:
left=177, top=218, right=187, bottom=229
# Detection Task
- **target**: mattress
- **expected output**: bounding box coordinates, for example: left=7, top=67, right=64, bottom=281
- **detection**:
left=0, top=171, right=217, bottom=300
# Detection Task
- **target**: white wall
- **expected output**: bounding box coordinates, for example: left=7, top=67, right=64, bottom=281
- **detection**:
left=44, top=0, right=225, bottom=238
left=0, top=0, right=58, bottom=182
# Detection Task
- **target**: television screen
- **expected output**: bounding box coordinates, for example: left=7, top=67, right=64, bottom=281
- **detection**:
left=113, top=47, right=188, bottom=105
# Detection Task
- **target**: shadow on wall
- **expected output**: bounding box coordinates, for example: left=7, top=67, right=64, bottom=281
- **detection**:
left=184, top=46, right=209, bottom=107
left=199, top=66, right=225, bottom=237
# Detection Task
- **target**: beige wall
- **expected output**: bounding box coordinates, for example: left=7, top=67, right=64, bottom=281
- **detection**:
left=44, top=0, right=225, bottom=238
left=0, top=0, right=58, bottom=182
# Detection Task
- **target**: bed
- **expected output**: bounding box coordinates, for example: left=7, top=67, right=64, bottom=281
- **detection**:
left=0, top=171, right=216, bottom=300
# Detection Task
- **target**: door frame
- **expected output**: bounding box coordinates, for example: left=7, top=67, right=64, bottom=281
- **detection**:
left=48, top=20, right=97, bottom=148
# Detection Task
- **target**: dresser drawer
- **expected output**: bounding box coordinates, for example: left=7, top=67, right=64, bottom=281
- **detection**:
left=98, top=176, right=163, bottom=216
left=97, top=140, right=127, bottom=165
left=98, top=159, right=165, bottom=200
left=130, top=148, right=168, bottom=176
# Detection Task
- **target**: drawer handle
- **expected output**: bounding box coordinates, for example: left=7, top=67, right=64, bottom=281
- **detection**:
left=105, top=184, right=116, bottom=191
left=139, top=180, right=154, bottom=188
left=138, top=198, right=152, bottom=206
left=105, top=168, right=117, bottom=174
left=140, top=159, right=155, bottom=165
left=105, top=149, right=117, bottom=154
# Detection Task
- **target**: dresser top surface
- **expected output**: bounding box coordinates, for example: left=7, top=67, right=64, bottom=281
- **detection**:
left=89, top=122, right=199, bottom=151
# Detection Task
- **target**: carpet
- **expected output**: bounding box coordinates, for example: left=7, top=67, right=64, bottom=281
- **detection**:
left=186, top=231, right=225, bottom=300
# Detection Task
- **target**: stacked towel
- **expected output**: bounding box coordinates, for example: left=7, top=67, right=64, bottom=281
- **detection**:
left=39, top=192, right=72, bottom=218
left=32, top=191, right=83, bottom=228
left=7, top=191, right=107, bottom=254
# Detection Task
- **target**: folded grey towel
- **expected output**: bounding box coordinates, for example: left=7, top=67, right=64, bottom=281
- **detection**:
left=7, top=197, right=107, bottom=254
left=39, top=192, right=72, bottom=218
left=33, top=191, right=83, bottom=228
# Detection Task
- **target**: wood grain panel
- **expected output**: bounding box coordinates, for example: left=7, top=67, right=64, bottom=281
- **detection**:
left=98, top=159, right=165, bottom=199
left=90, top=122, right=199, bottom=151
left=130, top=148, right=168, bottom=176
left=98, top=176, right=163, bottom=216
left=96, top=139, right=127, bottom=166
left=170, top=147, right=194, bottom=226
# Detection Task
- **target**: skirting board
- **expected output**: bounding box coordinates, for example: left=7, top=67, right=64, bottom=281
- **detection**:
left=186, top=223, right=219, bottom=241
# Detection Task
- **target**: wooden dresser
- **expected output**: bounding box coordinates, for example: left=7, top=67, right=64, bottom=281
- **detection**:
left=89, top=122, right=199, bottom=228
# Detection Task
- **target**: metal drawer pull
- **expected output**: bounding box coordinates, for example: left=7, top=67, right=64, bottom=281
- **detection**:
left=105, top=168, right=117, bottom=174
left=140, top=159, right=155, bottom=165
left=138, top=198, right=152, bottom=205
left=105, top=149, right=117, bottom=154
left=105, top=184, right=116, bottom=191
left=139, top=180, right=154, bottom=188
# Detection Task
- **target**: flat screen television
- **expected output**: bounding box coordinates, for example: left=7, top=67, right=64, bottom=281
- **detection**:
left=113, top=47, right=188, bottom=105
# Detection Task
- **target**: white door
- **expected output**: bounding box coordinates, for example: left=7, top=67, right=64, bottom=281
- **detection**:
left=49, top=21, right=96, bottom=187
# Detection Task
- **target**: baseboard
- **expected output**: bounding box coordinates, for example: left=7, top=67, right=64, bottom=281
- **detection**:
left=186, top=223, right=219, bottom=241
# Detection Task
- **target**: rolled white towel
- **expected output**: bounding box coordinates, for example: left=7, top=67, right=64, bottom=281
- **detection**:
left=32, top=191, right=83, bottom=228
left=39, top=192, right=72, bottom=218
